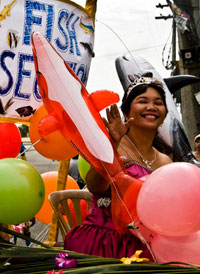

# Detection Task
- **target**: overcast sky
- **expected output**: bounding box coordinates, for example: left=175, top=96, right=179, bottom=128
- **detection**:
left=76, top=0, right=174, bottom=103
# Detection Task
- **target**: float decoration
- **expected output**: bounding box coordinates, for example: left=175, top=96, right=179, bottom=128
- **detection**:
left=31, top=31, right=143, bottom=234
left=1, top=242, right=200, bottom=273
left=0, top=0, right=96, bottom=123
left=0, top=158, right=45, bottom=224
left=0, top=122, right=21, bottom=159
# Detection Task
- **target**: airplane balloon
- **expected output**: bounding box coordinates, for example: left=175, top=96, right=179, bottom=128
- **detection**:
left=31, top=31, right=143, bottom=234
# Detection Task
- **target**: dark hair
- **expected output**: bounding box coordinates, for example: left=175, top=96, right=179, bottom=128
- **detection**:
left=152, top=134, right=173, bottom=156
left=121, top=80, right=168, bottom=116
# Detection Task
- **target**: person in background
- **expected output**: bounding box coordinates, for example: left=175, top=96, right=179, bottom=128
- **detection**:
left=0, top=224, right=11, bottom=243
left=12, top=217, right=35, bottom=246
left=193, top=134, right=200, bottom=161
left=64, top=75, right=172, bottom=260
left=23, top=217, right=36, bottom=246
left=19, top=142, right=27, bottom=161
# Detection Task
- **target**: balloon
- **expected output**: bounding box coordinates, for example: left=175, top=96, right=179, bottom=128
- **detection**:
left=137, top=162, right=200, bottom=236
left=0, top=158, right=45, bottom=224
left=129, top=217, right=157, bottom=244
left=0, top=123, right=21, bottom=159
left=151, top=232, right=200, bottom=265
left=35, top=171, right=79, bottom=224
left=140, top=175, right=150, bottom=182
left=29, top=105, right=77, bottom=160
left=69, top=199, right=88, bottom=226
left=78, top=156, right=91, bottom=182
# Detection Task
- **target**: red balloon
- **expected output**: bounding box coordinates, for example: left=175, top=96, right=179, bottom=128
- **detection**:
left=69, top=199, right=88, bottom=226
left=0, top=123, right=21, bottom=159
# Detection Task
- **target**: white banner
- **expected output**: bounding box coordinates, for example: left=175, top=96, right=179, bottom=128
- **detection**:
left=0, top=0, right=95, bottom=122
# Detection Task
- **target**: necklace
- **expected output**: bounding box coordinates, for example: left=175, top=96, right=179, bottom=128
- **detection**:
left=124, top=135, right=156, bottom=169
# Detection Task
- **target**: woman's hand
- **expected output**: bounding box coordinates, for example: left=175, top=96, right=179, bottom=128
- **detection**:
left=103, top=104, right=133, bottom=146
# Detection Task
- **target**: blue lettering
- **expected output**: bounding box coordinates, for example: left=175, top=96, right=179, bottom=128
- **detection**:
left=14, top=53, right=33, bottom=100
left=77, top=65, right=87, bottom=85
left=24, top=0, right=54, bottom=45
left=67, top=13, right=80, bottom=56
left=0, top=51, right=15, bottom=96
left=46, top=4, right=54, bottom=41
left=55, top=10, right=69, bottom=51
left=33, top=77, right=41, bottom=101
left=66, top=61, right=87, bottom=85
left=66, top=61, right=77, bottom=71
left=56, top=10, right=81, bottom=56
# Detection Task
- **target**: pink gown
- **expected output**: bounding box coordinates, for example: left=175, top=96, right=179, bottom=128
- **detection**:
left=64, top=161, right=152, bottom=259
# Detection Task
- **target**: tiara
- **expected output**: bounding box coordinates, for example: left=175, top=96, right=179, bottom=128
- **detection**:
left=126, top=76, right=155, bottom=97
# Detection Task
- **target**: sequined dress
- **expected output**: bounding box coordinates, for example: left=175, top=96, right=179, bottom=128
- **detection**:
left=64, top=161, right=152, bottom=259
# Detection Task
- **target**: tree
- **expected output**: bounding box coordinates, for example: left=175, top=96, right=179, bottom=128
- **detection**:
left=18, top=124, right=29, bottom=137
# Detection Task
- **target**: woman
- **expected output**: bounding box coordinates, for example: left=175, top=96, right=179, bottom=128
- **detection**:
left=193, top=134, right=200, bottom=161
left=64, top=76, right=172, bottom=259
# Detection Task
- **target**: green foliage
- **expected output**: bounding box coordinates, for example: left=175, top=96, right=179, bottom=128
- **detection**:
left=18, top=125, right=29, bottom=137
left=0, top=243, right=200, bottom=274
left=1, top=227, right=200, bottom=274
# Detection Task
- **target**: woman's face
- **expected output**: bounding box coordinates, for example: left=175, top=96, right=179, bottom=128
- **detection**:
left=125, top=87, right=167, bottom=130
left=195, top=139, right=200, bottom=151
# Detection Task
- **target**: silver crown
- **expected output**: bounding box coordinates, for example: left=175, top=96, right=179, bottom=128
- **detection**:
left=126, top=76, right=155, bottom=97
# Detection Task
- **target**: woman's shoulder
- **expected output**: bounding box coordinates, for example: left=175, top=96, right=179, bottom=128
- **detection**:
left=156, top=150, right=173, bottom=167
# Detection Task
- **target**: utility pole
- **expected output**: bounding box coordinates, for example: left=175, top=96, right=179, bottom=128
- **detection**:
left=171, top=0, right=200, bottom=147
left=155, top=3, right=182, bottom=103
left=156, top=0, right=200, bottom=148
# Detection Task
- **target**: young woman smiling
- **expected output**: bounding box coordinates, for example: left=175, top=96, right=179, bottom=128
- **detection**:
left=64, top=76, right=172, bottom=260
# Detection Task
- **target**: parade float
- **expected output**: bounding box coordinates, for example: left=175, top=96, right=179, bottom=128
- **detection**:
left=1, top=1, right=200, bottom=273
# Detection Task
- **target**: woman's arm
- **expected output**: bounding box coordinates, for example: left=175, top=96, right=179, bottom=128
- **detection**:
left=85, top=104, right=131, bottom=194
left=85, top=167, right=109, bottom=194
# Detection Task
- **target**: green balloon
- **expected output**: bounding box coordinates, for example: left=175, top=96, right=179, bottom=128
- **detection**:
left=78, top=156, right=91, bottom=183
left=0, top=158, right=45, bottom=224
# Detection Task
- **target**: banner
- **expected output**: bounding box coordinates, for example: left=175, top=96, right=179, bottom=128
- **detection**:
left=0, top=0, right=96, bottom=123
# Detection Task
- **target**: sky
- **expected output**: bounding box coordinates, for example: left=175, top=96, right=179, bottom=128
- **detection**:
left=75, top=0, right=174, bottom=103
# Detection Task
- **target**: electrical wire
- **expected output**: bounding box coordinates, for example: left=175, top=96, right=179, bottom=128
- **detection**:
left=96, top=18, right=142, bottom=73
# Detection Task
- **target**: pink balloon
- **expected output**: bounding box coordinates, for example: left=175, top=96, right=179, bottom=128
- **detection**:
left=137, top=162, right=200, bottom=236
left=152, top=232, right=200, bottom=265
left=140, top=175, right=150, bottom=182
left=130, top=217, right=157, bottom=244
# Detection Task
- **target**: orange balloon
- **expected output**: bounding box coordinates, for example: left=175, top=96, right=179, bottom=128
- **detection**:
left=29, top=105, right=77, bottom=160
left=35, top=171, right=79, bottom=224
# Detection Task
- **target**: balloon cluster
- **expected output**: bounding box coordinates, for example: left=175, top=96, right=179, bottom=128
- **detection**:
left=0, top=123, right=45, bottom=224
left=0, top=115, right=92, bottom=226
left=134, top=162, right=200, bottom=265
left=1, top=106, right=200, bottom=265
left=77, top=155, right=200, bottom=265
